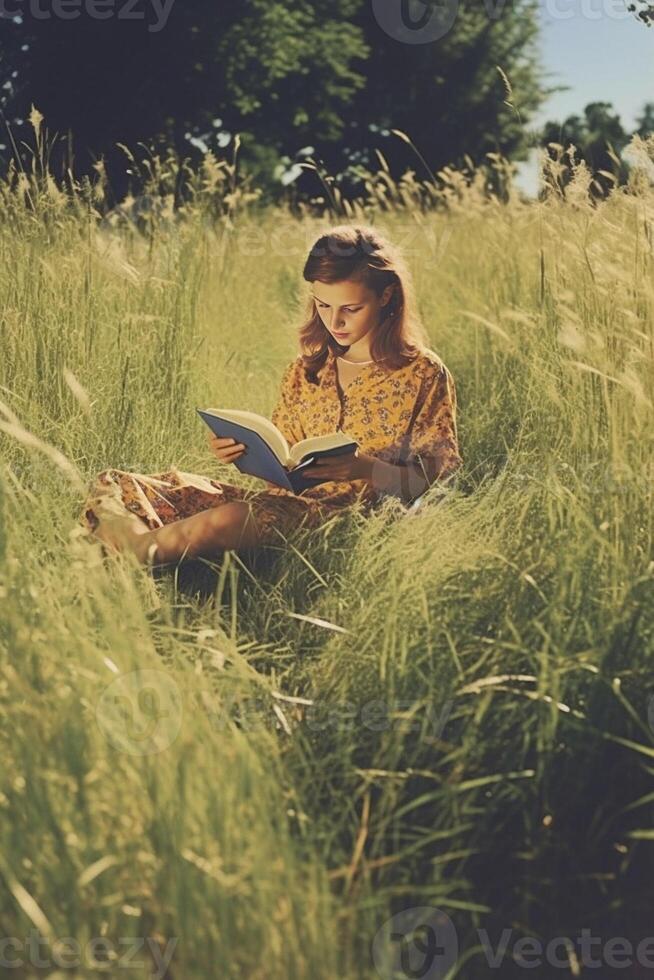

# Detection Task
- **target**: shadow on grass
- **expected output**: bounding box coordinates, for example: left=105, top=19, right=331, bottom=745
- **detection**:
left=150, top=546, right=284, bottom=603
left=149, top=504, right=370, bottom=610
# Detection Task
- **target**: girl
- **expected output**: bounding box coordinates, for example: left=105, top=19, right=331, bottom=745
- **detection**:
left=79, top=223, right=463, bottom=566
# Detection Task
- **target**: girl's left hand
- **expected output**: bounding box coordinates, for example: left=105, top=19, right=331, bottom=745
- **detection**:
left=300, top=449, right=374, bottom=483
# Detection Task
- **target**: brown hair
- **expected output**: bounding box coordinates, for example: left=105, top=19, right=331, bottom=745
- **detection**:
left=297, top=223, right=430, bottom=383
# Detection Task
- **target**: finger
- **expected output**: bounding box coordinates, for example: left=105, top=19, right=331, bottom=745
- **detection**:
left=217, top=446, right=245, bottom=460
left=211, top=436, right=237, bottom=447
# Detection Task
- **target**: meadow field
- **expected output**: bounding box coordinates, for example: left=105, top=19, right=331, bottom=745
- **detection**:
left=1, top=132, right=654, bottom=978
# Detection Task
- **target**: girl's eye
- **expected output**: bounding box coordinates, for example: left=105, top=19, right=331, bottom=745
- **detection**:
left=319, top=304, right=361, bottom=313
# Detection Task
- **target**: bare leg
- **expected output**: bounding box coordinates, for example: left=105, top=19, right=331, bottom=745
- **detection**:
left=93, top=501, right=261, bottom=566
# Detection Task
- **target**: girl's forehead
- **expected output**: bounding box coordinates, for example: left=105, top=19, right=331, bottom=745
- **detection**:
left=310, top=280, right=372, bottom=303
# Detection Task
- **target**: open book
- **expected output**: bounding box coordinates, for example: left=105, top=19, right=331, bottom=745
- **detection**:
left=197, top=408, right=358, bottom=494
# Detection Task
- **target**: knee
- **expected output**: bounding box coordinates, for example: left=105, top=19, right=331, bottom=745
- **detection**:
left=210, top=501, right=252, bottom=524
left=208, top=501, right=257, bottom=548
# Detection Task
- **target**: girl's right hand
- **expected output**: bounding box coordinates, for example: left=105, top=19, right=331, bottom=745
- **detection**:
left=208, top=434, right=246, bottom=465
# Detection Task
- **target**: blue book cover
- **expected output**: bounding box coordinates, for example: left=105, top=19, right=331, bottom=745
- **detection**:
left=197, top=409, right=358, bottom=494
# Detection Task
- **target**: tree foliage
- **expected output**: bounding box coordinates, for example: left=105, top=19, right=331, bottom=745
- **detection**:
left=539, top=101, right=651, bottom=200
left=0, top=0, right=551, bottom=203
left=636, top=101, right=654, bottom=137
left=312, top=0, right=555, bottom=198
left=628, top=0, right=654, bottom=25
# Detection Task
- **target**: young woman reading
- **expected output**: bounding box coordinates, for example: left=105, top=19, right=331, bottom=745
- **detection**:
left=79, top=223, right=463, bottom=565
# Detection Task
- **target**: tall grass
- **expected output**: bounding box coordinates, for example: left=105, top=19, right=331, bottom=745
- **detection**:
left=1, top=123, right=654, bottom=978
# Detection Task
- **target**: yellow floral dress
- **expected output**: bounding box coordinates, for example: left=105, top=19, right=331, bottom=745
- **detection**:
left=78, top=347, right=462, bottom=546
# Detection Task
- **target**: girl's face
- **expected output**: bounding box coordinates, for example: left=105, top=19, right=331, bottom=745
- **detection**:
left=311, top=279, right=394, bottom=348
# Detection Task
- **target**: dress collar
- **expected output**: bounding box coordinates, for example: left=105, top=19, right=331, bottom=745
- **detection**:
left=320, top=347, right=390, bottom=394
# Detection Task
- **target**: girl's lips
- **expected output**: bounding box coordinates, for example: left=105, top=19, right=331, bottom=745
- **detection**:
left=333, top=332, right=349, bottom=338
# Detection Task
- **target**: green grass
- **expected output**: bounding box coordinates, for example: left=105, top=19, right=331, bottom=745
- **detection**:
left=1, top=134, right=654, bottom=978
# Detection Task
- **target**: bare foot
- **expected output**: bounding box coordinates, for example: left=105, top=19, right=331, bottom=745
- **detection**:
left=91, top=494, right=157, bottom=564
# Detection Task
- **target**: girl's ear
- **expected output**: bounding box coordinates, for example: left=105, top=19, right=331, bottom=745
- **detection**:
left=381, top=285, right=395, bottom=307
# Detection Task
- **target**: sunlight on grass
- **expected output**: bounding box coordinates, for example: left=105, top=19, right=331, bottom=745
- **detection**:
left=1, top=130, right=653, bottom=977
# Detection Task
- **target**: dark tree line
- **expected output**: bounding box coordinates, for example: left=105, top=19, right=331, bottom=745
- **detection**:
left=540, top=101, right=654, bottom=200
left=0, top=1, right=649, bottom=205
left=0, top=0, right=553, bottom=204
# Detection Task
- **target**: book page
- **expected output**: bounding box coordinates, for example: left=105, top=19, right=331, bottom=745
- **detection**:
left=288, top=431, right=357, bottom=465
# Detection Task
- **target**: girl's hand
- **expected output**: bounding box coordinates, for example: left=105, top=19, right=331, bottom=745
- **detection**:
left=208, top=434, right=246, bottom=465
left=300, top=449, right=373, bottom=483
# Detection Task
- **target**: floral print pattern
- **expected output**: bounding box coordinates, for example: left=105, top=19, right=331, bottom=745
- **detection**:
left=270, top=346, right=462, bottom=503
left=78, top=347, right=462, bottom=547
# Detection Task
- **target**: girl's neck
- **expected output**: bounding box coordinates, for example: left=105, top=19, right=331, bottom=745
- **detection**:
left=338, top=354, right=374, bottom=364
left=341, top=331, right=375, bottom=360
left=336, top=342, right=374, bottom=363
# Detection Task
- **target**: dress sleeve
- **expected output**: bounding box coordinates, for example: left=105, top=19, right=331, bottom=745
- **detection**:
left=270, top=359, right=306, bottom=448
left=404, top=363, right=463, bottom=485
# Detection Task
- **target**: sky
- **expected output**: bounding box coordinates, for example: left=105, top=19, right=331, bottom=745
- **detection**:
left=515, top=0, right=654, bottom=193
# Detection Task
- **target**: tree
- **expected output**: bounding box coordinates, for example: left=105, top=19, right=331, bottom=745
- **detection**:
left=0, top=0, right=552, bottom=204
left=0, top=0, right=368, bottom=203
left=637, top=102, right=654, bottom=137
left=627, top=1, right=654, bottom=25
left=335, top=0, right=554, bottom=190
left=540, top=102, right=631, bottom=199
